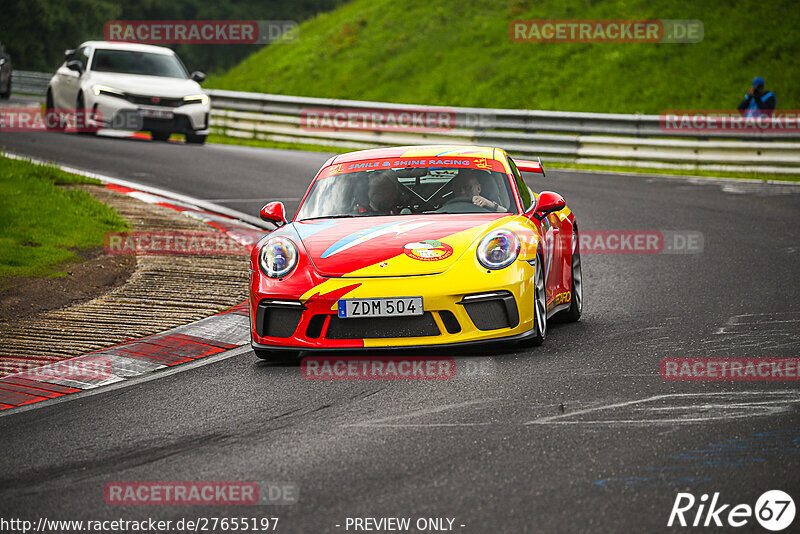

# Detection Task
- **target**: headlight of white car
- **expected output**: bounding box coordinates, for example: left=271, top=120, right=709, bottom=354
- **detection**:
left=477, top=229, right=520, bottom=270
left=259, top=237, right=298, bottom=278
left=92, top=85, right=125, bottom=98
left=183, top=94, right=209, bottom=106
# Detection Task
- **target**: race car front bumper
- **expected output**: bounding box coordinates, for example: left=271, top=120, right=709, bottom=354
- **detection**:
left=91, top=93, right=210, bottom=134
left=249, top=258, right=538, bottom=351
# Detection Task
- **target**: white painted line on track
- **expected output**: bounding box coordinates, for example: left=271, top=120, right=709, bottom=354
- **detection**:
left=351, top=423, right=494, bottom=428
left=525, top=390, right=800, bottom=425
left=345, top=392, right=800, bottom=429
left=348, top=398, right=496, bottom=427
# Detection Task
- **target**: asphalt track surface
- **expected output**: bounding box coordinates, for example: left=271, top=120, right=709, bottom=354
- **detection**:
left=1, top=131, right=800, bottom=533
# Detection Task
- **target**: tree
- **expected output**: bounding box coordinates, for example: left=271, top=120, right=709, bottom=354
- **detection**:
left=0, top=0, right=344, bottom=73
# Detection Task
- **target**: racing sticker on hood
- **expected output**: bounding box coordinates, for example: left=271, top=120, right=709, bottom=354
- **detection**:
left=403, top=240, right=453, bottom=261
left=321, top=220, right=430, bottom=258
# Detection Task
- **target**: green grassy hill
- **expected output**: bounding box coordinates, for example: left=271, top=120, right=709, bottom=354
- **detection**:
left=209, top=0, right=799, bottom=113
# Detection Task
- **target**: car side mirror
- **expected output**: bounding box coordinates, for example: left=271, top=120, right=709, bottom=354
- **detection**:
left=260, top=202, right=287, bottom=226
left=66, top=60, right=84, bottom=74
left=191, top=71, right=206, bottom=83
left=532, top=191, right=566, bottom=220
left=64, top=49, right=75, bottom=58
left=0, top=58, right=5, bottom=67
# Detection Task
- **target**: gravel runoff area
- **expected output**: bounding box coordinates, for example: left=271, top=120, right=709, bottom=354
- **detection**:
left=0, top=185, right=250, bottom=376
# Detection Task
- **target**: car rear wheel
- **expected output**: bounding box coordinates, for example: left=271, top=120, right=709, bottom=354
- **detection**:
left=557, top=227, right=583, bottom=323
left=524, top=254, right=547, bottom=347
left=151, top=131, right=171, bottom=141
left=254, top=348, right=300, bottom=364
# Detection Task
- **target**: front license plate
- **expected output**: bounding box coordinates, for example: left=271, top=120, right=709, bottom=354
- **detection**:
left=338, top=297, right=423, bottom=319
left=137, top=108, right=174, bottom=119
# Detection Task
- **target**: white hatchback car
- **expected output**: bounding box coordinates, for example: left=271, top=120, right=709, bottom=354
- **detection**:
left=46, top=41, right=210, bottom=144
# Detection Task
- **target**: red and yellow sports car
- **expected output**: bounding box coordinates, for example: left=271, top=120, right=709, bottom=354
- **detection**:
left=249, top=145, right=581, bottom=359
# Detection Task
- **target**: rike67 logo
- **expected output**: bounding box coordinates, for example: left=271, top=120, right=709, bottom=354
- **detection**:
left=668, top=490, right=795, bottom=531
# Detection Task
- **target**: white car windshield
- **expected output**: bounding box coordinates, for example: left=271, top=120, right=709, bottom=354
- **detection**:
left=90, top=49, right=188, bottom=78
left=297, top=164, right=517, bottom=220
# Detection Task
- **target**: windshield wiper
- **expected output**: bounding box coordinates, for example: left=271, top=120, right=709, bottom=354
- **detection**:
left=299, top=214, right=358, bottom=221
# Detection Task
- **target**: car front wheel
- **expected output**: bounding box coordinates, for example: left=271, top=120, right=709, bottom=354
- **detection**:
left=76, top=93, right=96, bottom=135
left=45, top=91, right=65, bottom=131
left=523, top=253, right=547, bottom=347
left=185, top=133, right=207, bottom=145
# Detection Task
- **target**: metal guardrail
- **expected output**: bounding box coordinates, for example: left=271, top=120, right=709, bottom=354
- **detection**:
left=207, top=89, right=800, bottom=140
left=10, top=71, right=51, bottom=96
left=206, top=89, right=800, bottom=173
left=10, top=72, right=800, bottom=172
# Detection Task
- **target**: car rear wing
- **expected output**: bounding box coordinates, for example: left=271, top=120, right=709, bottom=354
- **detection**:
left=514, top=157, right=546, bottom=177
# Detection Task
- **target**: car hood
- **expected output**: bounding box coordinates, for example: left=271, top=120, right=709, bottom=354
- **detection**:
left=286, top=214, right=512, bottom=277
left=88, top=72, right=202, bottom=97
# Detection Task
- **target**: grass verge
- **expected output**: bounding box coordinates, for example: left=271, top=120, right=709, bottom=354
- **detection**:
left=0, top=156, right=130, bottom=280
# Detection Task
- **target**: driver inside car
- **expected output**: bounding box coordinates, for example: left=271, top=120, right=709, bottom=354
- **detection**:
left=439, top=170, right=507, bottom=213
left=355, top=172, right=401, bottom=215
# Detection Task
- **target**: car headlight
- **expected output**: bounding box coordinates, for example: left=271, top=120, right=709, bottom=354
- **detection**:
left=477, top=229, right=520, bottom=270
left=183, top=94, right=209, bottom=106
left=259, top=237, right=298, bottom=278
left=92, top=85, right=125, bottom=98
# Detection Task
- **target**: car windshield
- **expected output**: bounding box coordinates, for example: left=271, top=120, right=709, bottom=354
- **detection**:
left=90, top=49, right=188, bottom=78
left=296, top=159, right=517, bottom=220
